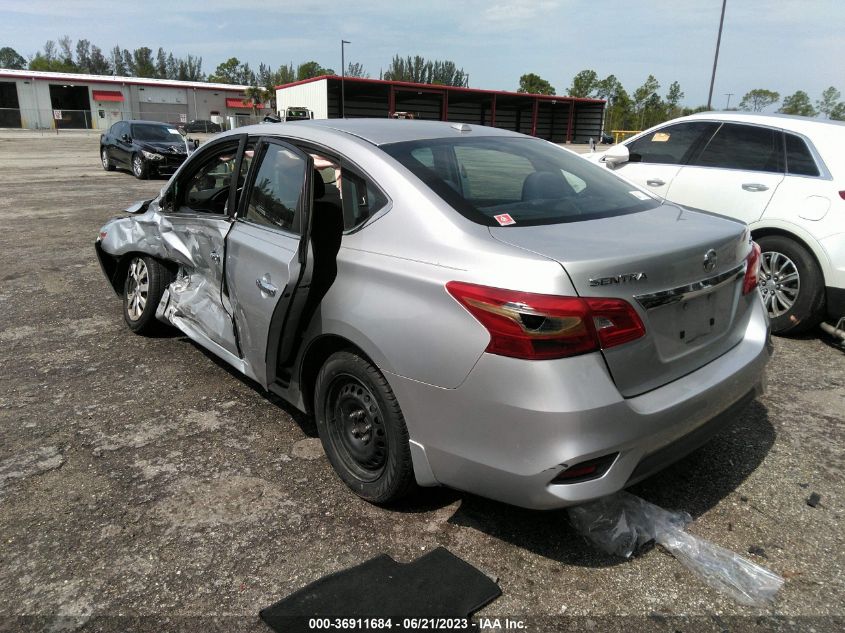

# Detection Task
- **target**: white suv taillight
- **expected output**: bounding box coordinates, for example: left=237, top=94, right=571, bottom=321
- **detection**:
left=446, top=281, right=645, bottom=360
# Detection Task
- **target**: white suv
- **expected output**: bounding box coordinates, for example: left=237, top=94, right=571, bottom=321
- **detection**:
left=590, top=112, right=845, bottom=334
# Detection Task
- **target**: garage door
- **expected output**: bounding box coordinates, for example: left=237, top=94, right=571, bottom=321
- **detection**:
left=138, top=102, right=188, bottom=126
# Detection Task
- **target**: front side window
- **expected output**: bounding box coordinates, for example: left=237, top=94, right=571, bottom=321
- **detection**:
left=785, top=133, right=820, bottom=177
left=626, top=122, right=716, bottom=165
left=179, top=142, right=240, bottom=214
left=243, top=143, right=307, bottom=232
left=691, top=123, right=783, bottom=173
left=382, top=137, right=660, bottom=227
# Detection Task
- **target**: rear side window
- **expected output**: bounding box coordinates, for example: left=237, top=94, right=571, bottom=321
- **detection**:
left=340, top=172, right=388, bottom=230
left=626, top=122, right=715, bottom=165
left=243, top=143, right=307, bottom=233
left=382, top=136, right=659, bottom=227
left=692, top=123, right=782, bottom=173
left=785, top=133, right=820, bottom=177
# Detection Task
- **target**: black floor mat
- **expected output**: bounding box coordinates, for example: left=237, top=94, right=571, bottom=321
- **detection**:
left=259, top=547, right=501, bottom=632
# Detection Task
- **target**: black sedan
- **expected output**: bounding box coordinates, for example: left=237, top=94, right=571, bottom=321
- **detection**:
left=182, top=119, right=222, bottom=133
left=100, top=120, right=190, bottom=179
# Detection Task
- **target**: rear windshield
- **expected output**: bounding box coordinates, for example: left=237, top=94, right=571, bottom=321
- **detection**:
left=381, top=137, right=659, bottom=226
left=131, top=123, right=183, bottom=142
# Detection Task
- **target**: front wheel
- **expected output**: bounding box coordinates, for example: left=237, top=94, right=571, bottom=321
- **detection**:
left=314, top=351, right=416, bottom=504
left=123, top=255, right=169, bottom=334
left=132, top=153, right=148, bottom=179
left=756, top=235, right=825, bottom=335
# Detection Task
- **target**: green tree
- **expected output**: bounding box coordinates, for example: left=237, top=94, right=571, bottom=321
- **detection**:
left=567, top=69, right=598, bottom=98
left=517, top=73, right=555, bottom=95
left=177, top=55, right=204, bottom=81
left=244, top=85, right=268, bottom=116
left=209, top=57, right=255, bottom=84
left=382, top=55, right=466, bottom=86
left=594, top=74, right=622, bottom=101
left=345, top=62, right=368, bottom=78
left=297, top=60, right=333, bottom=81
left=155, top=47, right=167, bottom=79
left=830, top=101, right=845, bottom=121
left=632, top=75, right=660, bottom=128
left=665, top=81, right=684, bottom=117
left=0, top=46, right=27, bottom=69
left=738, top=89, right=780, bottom=112
left=778, top=90, right=817, bottom=117
left=111, top=46, right=127, bottom=75
left=88, top=45, right=111, bottom=75
left=817, top=86, right=841, bottom=118
left=132, top=47, right=156, bottom=78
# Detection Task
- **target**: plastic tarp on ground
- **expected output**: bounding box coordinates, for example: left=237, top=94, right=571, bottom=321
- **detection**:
left=568, top=491, right=784, bottom=607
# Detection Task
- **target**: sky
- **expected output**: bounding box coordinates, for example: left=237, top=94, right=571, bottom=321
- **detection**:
left=2, top=0, right=844, bottom=108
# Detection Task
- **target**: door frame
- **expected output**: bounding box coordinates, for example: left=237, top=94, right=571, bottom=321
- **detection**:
left=230, top=135, right=318, bottom=389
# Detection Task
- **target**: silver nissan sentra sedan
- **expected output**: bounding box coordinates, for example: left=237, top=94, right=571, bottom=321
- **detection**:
left=95, top=119, right=771, bottom=509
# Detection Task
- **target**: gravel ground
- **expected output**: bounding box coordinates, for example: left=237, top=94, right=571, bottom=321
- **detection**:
left=0, top=131, right=842, bottom=633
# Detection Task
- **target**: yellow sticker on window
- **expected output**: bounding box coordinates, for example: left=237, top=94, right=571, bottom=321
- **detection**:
left=651, top=132, right=670, bottom=142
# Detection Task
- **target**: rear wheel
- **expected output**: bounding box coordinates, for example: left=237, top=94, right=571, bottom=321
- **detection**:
left=132, top=153, right=148, bottom=179
left=101, top=147, right=115, bottom=171
left=123, top=255, right=169, bottom=334
left=756, top=235, right=824, bottom=335
left=314, top=351, right=416, bottom=504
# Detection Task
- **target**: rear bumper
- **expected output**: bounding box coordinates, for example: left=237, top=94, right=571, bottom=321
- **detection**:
left=391, top=299, right=771, bottom=510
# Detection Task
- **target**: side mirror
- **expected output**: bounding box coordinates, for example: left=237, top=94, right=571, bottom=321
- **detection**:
left=603, top=144, right=630, bottom=168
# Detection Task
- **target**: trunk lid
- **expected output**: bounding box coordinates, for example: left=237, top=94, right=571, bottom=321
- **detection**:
left=489, top=204, right=753, bottom=397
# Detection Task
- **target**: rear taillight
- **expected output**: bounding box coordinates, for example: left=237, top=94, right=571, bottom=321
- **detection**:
left=839, top=190, right=845, bottom=200
left=445, top=281, right=645, bottom=360
left=743, top=242, right=761, bottom=295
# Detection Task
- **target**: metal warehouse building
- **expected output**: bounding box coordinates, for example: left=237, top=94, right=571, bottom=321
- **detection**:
left=276, top=75, right=606, bottom=143
left=0, top=69, right=257, bottom=130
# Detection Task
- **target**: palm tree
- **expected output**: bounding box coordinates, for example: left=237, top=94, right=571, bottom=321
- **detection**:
left=244, top=86, right=268, bottom=118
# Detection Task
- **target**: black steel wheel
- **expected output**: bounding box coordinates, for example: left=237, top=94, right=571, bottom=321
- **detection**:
left=315, top=351, right=416, bottom=504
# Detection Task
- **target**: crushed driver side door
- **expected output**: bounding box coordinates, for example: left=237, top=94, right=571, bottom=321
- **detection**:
left=155, top=136, right=247, bottom=365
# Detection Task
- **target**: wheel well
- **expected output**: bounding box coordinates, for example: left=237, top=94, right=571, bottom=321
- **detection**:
left=298, top=335, right=377, bottom=414
left=110, top=252, right=177, bottom=297
left=751, top=228, right=824, bottom=275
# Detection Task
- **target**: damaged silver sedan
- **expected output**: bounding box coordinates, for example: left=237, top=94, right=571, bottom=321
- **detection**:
left=96, top=120, right=771, bottom=508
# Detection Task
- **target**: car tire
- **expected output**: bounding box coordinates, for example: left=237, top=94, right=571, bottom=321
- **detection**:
left=122, top=255, right=169, bottom=334
left=132, top=153, right=148, bottom=179
left=314, top=351, right=417, bottom=504
left=756, top=235, right=825, bottom=335
left=101, top=147, right=115, bottom=171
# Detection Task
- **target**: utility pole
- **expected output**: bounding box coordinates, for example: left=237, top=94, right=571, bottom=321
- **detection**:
left=724, top=92, right=734, bottom=110
left=706, top=0, right=727, bottom=110
left=341, top=40, right=350, bottom=118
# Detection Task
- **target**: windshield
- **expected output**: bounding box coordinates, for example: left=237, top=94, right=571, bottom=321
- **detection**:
left=381, top=136, right=660, bottom=227
left=286, top=109, right=310, bottom=120
left=131, top=123, right=183, bottom=143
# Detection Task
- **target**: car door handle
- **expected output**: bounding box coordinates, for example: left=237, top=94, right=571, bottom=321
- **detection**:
left=209, top=251, right=221, bottom=263
left=646, top=178, right=666, bottom=187
left=256, top=275, right=277, bottom=297
left=742, top=183, right=769, bottom=192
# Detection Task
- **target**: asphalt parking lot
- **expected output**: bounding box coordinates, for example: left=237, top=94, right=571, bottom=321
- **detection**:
left=0, top=129, right=843, bottom=632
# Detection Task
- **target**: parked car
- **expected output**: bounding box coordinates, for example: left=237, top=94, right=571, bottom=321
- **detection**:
left=100, top=120, right=190, bottom=179
left=282, top=106, right=313, bottom=122
left=587, top=112, right=845, bottom=334
left=95, top=120, right=770, bottom=509
left=183, top=119, right=223, bottom=133
left=600, top=132, right=614, bottom=145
